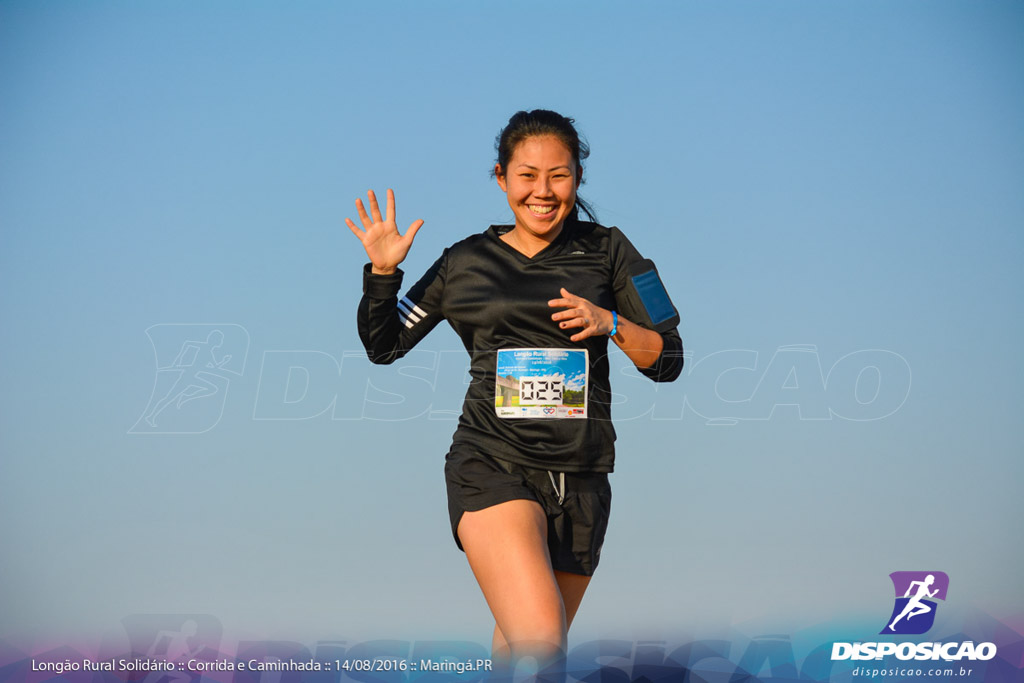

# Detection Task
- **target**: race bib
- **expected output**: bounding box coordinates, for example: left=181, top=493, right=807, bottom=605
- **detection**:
left=495, top=348, right=588, bottom=419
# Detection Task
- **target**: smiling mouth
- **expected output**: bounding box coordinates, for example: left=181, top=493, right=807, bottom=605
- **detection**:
left=528, top=205, right=555, bottom=216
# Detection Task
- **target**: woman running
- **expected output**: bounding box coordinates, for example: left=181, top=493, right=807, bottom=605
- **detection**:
left=349, top=109, right=683, bottom=672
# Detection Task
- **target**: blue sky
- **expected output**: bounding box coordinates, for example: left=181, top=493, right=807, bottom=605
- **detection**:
left=1, top=0, right=1022, bottom=650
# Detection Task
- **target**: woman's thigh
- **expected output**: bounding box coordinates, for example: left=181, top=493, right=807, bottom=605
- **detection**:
left=457, top=499, right=566, bottom=646
left=554, top=570, right=592, bottom=628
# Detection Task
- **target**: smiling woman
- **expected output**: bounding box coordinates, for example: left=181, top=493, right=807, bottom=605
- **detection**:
left=490, top=110, right=596, bottom=257
left=495, top=135, right=580, bottom=255
left=347, top=109, right=684, bottom=676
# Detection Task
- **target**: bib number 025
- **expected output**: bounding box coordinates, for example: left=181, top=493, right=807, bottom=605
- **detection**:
left=520, top=376, right=564, bottom=405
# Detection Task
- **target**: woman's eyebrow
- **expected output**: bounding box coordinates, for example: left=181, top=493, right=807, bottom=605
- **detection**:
left=515, top=163, right=573, bottom=171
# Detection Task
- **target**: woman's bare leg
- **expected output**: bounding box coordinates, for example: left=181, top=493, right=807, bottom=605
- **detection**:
left=490, top=570, right=593, bottom=657
left=457, top=500, right=567, bottom=667
left=555, top=570, right=592, bottom=627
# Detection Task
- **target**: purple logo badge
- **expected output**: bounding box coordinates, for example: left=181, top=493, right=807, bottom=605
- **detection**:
left=881, top=571, right=949, bottom=635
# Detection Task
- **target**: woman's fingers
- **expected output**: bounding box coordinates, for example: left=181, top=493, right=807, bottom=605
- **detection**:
left=567, top=313, right=596, bottom=342
left=367, top=189, right=384, bottom=223
left=570, top=310, right=603, bottom=341
left=547, top=296, right=576, bottom=311
left=552, top=307, right=584, bottom=323
left=557, top=313, right=589, bottom=328
left=547, top=287, right=609, bottom=340
left=355, top=189, right=405, bottom=231
left=355, top=197, right=372, bottom=228
left=551, top=302, right=591, bottom=330
left=548, top=288, right=581, bottom=309
left=547, top=299, right=569, bottom=310
left=348, top=189, right=421, bottom=269
left=548, top=288, right=585, bottom=323
left=345, top=217, right=365, bottom=239
left=405, top=218, right=424, bottom=243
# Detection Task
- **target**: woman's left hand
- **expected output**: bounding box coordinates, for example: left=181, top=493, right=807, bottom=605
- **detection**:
left=548, top=288, right=613, bottom=342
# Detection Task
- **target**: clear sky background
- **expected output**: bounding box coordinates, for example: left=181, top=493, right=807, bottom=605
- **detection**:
left=1, top=1, right=1022, bottom=649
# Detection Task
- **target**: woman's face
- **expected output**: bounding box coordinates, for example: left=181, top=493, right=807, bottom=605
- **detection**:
left=496, top=135, right=580, bottom=241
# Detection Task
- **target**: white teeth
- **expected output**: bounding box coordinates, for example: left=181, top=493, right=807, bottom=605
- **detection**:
left=529, top=205, right=554, bottom=214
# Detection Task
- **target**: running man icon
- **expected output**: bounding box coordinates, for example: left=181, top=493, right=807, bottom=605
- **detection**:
left=143, top=330, right=232, bottom=427
left=889, top=574, right=938, bottom=630
left=881, top=571, right=949, bottom=635
left=142, top=619, right=204, bottom=683
left=131, top=324, right=248, bottom=434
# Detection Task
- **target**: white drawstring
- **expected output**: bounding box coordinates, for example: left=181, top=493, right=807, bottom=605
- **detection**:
left=547, top=471, right=565, bottom=505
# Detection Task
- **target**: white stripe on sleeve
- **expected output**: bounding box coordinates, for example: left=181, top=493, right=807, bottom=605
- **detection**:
left=397, top=299, right=421, bottom=323
left=401, top=296, right=428, bottom=319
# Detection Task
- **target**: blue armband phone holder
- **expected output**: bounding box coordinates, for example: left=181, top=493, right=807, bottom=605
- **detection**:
left=624, top=259, right=679, bottom=333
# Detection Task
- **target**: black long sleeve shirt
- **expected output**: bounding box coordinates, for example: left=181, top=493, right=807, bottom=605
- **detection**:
left=357, top=221, right=683, bottom=473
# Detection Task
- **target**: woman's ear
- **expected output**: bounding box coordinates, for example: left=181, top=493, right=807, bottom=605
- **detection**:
left=495, top=163, right=507, bottom=192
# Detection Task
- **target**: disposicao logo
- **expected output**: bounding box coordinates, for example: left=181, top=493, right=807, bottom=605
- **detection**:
left=882, top=571, right=948, bottom=635
left=831, top=571, right=997, bottom=662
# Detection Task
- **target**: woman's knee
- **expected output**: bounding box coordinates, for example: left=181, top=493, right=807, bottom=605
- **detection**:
left=492, top=624, right=568, bottom=665
left=501, top=639, right=568, bottom=681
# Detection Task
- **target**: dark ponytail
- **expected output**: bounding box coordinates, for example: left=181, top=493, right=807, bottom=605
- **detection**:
left=492, top=109, right=598, bottom=224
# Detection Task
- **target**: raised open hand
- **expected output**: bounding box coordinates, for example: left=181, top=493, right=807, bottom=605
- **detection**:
left=346, top=189, right=424, bottom=275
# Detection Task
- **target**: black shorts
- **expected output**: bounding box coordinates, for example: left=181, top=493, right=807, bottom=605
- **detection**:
left=444, top=445, right=612, bottom=576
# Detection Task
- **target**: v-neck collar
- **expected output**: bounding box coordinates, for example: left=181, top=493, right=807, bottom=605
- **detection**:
left=488, top=223, right=573, bottom=264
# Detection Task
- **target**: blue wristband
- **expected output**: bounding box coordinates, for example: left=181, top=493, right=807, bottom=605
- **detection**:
left=608, top=310, right=618, bottom=337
